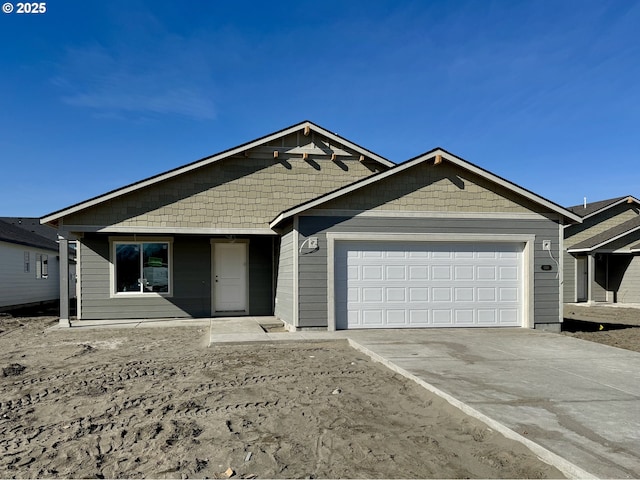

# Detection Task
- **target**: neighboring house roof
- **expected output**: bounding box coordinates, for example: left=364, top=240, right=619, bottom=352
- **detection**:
left=270, top=147, right=583, bottom=228
left=566, top=196, right=640, bottom=220
left=0, top=219, right=59, bottom=251
left=567, top=216, right=640, bottom=253
left=0, top=217, right=58, bottom=242
left=41, top=120, right=394, bottom=226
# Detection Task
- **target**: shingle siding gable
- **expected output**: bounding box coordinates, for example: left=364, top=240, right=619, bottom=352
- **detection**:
left=63, top=154, right=379, bottom=229
left=316, top=161, right=549, bottom=214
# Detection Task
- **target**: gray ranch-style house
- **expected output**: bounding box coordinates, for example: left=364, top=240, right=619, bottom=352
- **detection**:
left=42, top=121, right=581, bottom=331
left=564, top=196, right=640, bottom=304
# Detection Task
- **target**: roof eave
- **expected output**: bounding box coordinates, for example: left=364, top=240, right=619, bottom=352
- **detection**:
left=579, top=196, right=640, bottom=221
left=568, top=224, right=640, bottom=253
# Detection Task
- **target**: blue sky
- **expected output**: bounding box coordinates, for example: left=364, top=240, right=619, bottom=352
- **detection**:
left=1, top=0, right=639, bottom=217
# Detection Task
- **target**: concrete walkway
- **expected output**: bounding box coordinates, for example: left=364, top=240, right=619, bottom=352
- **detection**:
left=209, top=320, right=640, bottom=479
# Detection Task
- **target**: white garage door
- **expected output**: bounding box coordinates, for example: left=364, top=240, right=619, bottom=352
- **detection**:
left=335, top=241, right=523, bottom=329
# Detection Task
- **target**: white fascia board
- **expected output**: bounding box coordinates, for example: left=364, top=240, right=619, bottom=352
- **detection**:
left=567, top=247, right=592, bottom=254
left=579, top=196, right=640, bottom=222
left=59, top=225, right=278, bottom=235
left=271, top=148, right=582, bottom=228
left=41, top=121, right=393, bottom=225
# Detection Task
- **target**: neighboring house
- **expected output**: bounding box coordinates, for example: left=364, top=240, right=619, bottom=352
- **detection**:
left=0, top=217, right=77, bottom=300
left=563, top=196, right=640, bottom=304
left=42, top=121, right=581, bottom=330
left=0, top=219, right=60, bottom=311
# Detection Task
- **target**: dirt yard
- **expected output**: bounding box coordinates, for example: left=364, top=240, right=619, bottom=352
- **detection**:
left=0, top=315, right=565, bottom=479
left=562, top=319, right=640, bottom=353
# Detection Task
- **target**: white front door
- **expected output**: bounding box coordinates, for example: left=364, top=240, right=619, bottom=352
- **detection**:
left=213, top=242, right=248, bottom=314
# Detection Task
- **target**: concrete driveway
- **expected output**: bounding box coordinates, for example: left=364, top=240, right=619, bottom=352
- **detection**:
left=210, top=322, right=640, bottom=479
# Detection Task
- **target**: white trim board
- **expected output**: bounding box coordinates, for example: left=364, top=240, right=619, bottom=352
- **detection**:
left=58, top=225, right=278, bottom=236
left=303, top=209, right=554, bottom=221
left=325, top=232, right=536, bottom=331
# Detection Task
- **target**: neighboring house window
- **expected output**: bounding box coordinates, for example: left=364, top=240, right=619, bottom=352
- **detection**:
left=24, top=251, right=30, bottom=273
left=113, top=241, right=171, bottom=294
left=36, top=254, right=48, bottom=279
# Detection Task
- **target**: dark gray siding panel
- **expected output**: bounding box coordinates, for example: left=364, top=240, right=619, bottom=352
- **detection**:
left=619, top=256, right=640, bottom=303
left=80, top=234, right=274, bottom=320
left=248, top=237, right=274, bottom=316
left=274, top=228, right=294, bottom=325
left=80, top=234, right=212, bottom=319
left=297, top=215, right=562, bottom=328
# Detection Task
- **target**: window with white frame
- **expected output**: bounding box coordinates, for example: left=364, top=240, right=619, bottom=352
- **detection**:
left=36, top=254, right=48, bottom=279
left=113, top=240, right=171, bottom=294
left=24, top=251, right=30, bottom=273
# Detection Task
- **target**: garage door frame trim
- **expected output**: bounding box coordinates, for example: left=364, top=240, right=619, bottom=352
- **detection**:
left=326, top=232, right=535, bottom=331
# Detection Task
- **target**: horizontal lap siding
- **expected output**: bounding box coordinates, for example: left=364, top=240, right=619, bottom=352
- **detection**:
left=0, top=242, right=59, bottom=308
left=618, top=256, right=640, bottom=303
left=80, top=235, right=211, bottom=319
left=297, top=216, right=561, bottom=328
left=274, top=229, right=294, bottom=325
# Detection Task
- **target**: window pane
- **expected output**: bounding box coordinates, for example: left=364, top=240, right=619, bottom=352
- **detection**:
left=143, top=243, right=169, bottom=292
left=36, top=254, right=42, bottom=278
left=42, top=255, right=48, bottom=277
left=116, top=244, right=141, bottom=292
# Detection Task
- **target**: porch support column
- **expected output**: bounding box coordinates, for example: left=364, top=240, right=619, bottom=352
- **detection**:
left=58, top=236, right=71, bottom=327
left=587, top=253, right=594, bottom=305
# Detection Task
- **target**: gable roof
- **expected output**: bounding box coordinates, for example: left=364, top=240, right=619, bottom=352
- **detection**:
left=566, top=196, right=640, bottom=220
left=270, top=147, right=583, bottom=228
left=41, top=120, right=394, bottom=227
left=0, top=219, right=59, bottom=252
left=567, top=215, right=640, bottom=253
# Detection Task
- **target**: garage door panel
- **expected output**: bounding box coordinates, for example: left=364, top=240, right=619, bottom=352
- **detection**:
left=362, top=310, right=383, bottom=326
left=455, top=287, right=474, bottom=302
left=454, top=265, right=474, bottom=280
left=409, top=310, right=430, bottom=325
left=477, top=287, right=497, bottom=302
left=386, top=287, right=406, bottom=302
left=500, top=309, right=519, bottom=324
left=387, top=310, right=407, bottom=325
left=432, top=266, right=452, bottom=280
left=362, top=287, right=383, bottom=302
left=433, top=310, right=453, bottom=325
left=500, top=287, right=519, bottom=301
left=386, top=265, right=406, bottom=280
left=478, top=309, right=498, bottom=324
left=455, top=310, right=474, bottom=324
left=409, top=266, right=429, bottom=280
left=409, top=287, right=429, bottom=301
left=335, top=241, right=524, bottom=329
